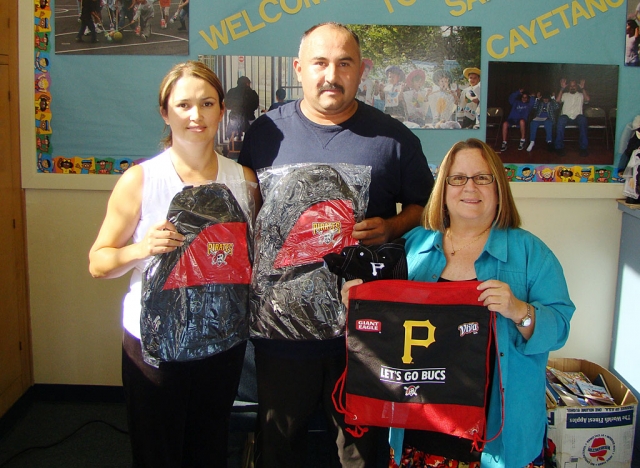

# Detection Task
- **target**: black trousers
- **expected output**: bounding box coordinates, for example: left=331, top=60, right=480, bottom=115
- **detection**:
left=254, top=345, right=384, bottom=468
left=122, top=331, right=246, bottom=468
left=77, top=14, right=96, bottom=41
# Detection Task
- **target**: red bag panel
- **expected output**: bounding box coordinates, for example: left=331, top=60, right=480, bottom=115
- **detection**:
left=350, top=279, right=482, bottom=306
left=345, top=394, right=485, bottom=439
left=163, top=222, right=251, bottom=289
left=273, top=199, right=357, bottom=269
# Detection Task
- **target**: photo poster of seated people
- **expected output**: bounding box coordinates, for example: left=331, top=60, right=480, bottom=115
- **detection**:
left=30, top=0, right=640, bottom=184
left=627, top=0, right=640, bottom=66
left=487, top=61, right=618, bottom=168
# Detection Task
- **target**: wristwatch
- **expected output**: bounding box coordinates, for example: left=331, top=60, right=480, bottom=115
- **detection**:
left=516, top=303, right=533, bottom=328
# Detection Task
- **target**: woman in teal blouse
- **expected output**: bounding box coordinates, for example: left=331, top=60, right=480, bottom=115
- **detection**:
left=344, top=138, right=575, bottom=467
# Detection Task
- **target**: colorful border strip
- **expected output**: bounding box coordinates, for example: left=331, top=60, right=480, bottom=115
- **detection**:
left=32, top=1, right=622, bottom=181
left=430, top=164, right=621, bottom=183
left=35, top=0, right=53, bottom=173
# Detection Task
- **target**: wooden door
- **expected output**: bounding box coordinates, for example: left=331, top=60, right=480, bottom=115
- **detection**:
left=0, top=0, right=33, bottom=418
left=0, top=3, right=8, bottom=56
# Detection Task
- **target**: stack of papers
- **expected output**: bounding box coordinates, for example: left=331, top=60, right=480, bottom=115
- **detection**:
left=546, top=366, right=616, bottom=407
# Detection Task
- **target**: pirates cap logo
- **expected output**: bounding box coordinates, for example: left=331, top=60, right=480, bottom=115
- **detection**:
left=312, top=221, right=342, bottom=245
left=404, top=385, right=420, bottom=397
left=207, top=242, right=234, bottom=266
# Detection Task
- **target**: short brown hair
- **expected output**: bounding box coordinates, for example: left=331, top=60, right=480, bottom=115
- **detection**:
left=423, top=138, right=521, bottom=231
left=298, top=22, right=361, bottom=61
left=158, top=61, right=225, bottom=148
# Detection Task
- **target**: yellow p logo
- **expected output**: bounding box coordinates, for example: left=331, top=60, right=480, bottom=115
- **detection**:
left=402, top=320, right=436, bottom=364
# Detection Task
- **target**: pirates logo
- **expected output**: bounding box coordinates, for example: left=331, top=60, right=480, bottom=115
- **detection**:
left=207, top=242, right=234, bottom=266
left=404, top=385, right=420, bottom=397
left=583, top=434, right=615, bottom=466
left=402, top=319, right=436, bottom=364
left=312, top=221, right=341, bottom=245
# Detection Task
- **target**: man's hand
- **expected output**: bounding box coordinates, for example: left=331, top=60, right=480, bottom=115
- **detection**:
left=351, top=217, right=390, bottom=245
left=351, top=204, right=424, bottom=246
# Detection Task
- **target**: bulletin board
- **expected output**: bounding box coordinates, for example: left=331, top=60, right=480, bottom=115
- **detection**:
left=28, top=0, right=640, bottom=188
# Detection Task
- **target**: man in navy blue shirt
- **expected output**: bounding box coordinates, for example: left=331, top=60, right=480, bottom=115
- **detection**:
left=238, top=22, right=434, bottom=468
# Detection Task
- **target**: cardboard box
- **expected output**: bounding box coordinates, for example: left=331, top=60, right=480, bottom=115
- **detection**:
left=547, top=358, right=638, bottom=468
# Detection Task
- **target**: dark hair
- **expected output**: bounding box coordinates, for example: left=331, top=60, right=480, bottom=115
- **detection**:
left=275, top=88, right=286, bottom=100
left=299, top=22, right=360, bottom=60
left=237, top=76, right=250, bottom=86
left=158, top=61, right=225, bottom=148
left=628, top=19, right=638, bottom=30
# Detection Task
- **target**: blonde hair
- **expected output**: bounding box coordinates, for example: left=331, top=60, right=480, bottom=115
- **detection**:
left=158, top=61, right=225, bottom=148
left=423, top=138, right=521, bottom=232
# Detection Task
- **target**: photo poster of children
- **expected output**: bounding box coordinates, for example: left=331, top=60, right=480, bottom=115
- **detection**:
left=346, top=25, right=481, bottom=130
left=53, top=0, right=189, bottom=55
left=487, top=61, right=618, bottom=166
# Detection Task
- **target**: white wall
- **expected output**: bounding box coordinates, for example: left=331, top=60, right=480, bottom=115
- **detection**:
left=22, top=184, right=623, bottom=386
left=26, top=190, right=127, bottom=385
left=515, top=185, right=623, bottom=364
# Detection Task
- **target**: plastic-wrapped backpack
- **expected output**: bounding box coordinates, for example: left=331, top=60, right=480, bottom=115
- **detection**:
left=140, top=182, right=253, bottom=367
left=250, top=163, right=371, bottom=341
left=623, top=148, right=640, bottom=203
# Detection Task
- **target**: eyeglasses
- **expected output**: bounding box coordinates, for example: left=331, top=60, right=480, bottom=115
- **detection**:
left=446, top=174, right=495, bottom=186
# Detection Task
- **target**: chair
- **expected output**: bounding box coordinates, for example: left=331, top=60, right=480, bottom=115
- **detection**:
left=485, top=107, right=503, bottom=147
left=501, top=115, right=530, bottom=149
left=504, top=119, right=529, bottom=145
left=556, top=102, right=588, bottom=147
left=227, top=137, right=243, bottom=161
left=584, top=106, right=609, bottom=149
left=609, top=107, right=617, bottom=143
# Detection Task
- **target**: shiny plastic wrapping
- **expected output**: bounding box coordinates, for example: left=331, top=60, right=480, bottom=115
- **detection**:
left=250, top=163, right=371, bottom=340
left=141, top=181, right=255, bottom=367
left=623, top=148, right=640, bottom=199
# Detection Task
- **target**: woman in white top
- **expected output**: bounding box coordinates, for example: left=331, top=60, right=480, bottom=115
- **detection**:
left=89, top=61, right=259, bottom=467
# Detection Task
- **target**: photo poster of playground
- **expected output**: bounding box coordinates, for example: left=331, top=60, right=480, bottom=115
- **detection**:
left=626, top=0, right=640, bottom=66
left=53, top=0, right=189, bottom=55
left=486, top=61, right=618, bottom=166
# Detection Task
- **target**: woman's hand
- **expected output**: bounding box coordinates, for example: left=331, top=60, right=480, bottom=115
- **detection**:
left=341, top=279, right=363, bottom=307
left=138, top=220, right=185, bottom=257
left=477, top=279, right=527, bottom=323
